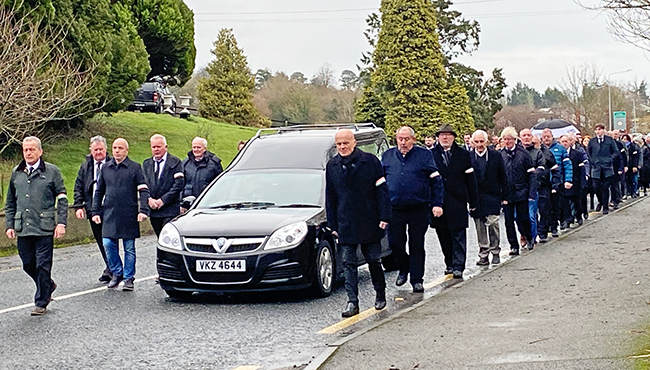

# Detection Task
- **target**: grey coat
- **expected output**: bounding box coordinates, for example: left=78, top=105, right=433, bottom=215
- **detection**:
left=5, top=160, right=68, bottom=237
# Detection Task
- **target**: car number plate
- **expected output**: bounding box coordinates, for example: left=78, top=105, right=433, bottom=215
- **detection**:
left=135, top=103, right=146, bottom=106
left=196, top=260, right=246, bottom=272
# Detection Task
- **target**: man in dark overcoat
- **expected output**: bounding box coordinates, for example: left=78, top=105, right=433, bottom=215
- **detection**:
left=326, top=129, right=390, bottom=317
left=5, top=136, right=67, bottom=316
left=382, top=126, right=444, bottom=293
left=520, top=128, right=544, bottom=247
left=143, top=134, right=184, bottom=237
left=611, top=130, right=628, bottom=207
left=73, top=135, right=112, bottom=282
left=92, top=138, right=150, bottom=291
left=469, top=130, right=505, bottom=266
left=536, top=138, right=561, bottom=243
left=560, top=135, right=586, bottom=226
left=588, top=124, right=622, bottom=215
left=499, top=127, right=536, bottom=255
left=182, top=137, right=223, bottom=199
left=430, top=124, right=479, bottom=279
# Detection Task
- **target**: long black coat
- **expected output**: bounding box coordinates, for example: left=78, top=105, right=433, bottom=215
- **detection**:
left=429, top=143, right=479, bottom=230
left=564, top=147, right=586, bottom=197
left=92, top=157, right=150, bottom=239
left=640, top=143, right=650, bottom=186
left=73, top=154, right=111, bottom=217
left=500, top=146, right=537, bottom=203
left=627, top=141, right=641, bottom=169
left=143, top=153, right=184, bottom=218
left=469, top=147, right=505, bottom=217
left=587, top=136, right=621, bottom=179
left=326, top=148, right=390, bottom=245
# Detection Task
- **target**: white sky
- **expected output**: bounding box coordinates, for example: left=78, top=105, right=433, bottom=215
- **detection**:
left=187, top=0, right=650, bottom=92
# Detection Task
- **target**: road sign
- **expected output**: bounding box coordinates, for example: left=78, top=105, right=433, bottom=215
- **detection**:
left=613, top=111, right=626, bottom=130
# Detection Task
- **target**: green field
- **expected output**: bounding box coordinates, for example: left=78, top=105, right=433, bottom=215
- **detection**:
left=0, top=112, right=259, bottom=205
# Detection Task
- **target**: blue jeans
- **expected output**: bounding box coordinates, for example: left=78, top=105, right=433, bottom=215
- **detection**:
left=103, top=238, right=136, bottom=279
left=528, top=195, right=539, bottom=240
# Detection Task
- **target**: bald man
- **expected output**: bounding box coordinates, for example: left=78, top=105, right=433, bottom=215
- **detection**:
left=326, top=129, right=390, bottom=317
left=92, top=138, right=150, bottom=291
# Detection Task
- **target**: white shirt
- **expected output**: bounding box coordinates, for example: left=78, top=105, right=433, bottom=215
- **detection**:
left=153, top=152, right=168, bottom=179
left=26, top=159, right=41, bottom=174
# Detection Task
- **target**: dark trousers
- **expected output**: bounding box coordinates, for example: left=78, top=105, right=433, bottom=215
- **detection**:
left=341, top=241, right=386, bottom=303
left=565, top=194, right=582, bottom=222
left=550, top=191, right=564, bottom=231
left=435, top=227, right=467, bottom=272
left=537, top=188, right=552, bottom=236
left=503, top=200, right=531, bottom=249
left=89, top=219, right=110, bottom=274
left=611, top=174, right=622, bottom=204
left=387, top=205, right=429, bottom=284
left=150, top=216, right=174, bottom=237
left=593, top=172, right=613, bottom=211
left=17, top=236, right=55, bottom=308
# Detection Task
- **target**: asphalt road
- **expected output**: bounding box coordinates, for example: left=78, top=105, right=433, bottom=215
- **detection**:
left=0, top=217, right=547, bottom=370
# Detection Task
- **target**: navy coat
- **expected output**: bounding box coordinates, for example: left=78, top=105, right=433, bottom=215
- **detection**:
left=429, top=143, right=479, bottom=231
left=326, top=148, right=390, bottom=245
left=92, top=157, right=150, bottom=239
left=73, top=154, right=111, bottom=217
left=564, top=147, right=586, bottom=197
left=500, top=145, right=537, bottom=203
left=143, top=153, right=184, bottom=219
left=587, top=136, right=621, bottom=179
left=469, top=147, right=505, bottom=217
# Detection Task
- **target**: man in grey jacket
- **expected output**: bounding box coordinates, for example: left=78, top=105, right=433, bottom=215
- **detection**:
left=5, top=136, right=68, bottom=316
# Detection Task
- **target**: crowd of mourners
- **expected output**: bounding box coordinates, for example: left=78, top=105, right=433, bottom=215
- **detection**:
left=325, top=123, right=650, bottom=317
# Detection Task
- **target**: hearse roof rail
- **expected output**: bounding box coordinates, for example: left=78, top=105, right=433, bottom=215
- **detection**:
left=255, top=123, right=377, bottom=138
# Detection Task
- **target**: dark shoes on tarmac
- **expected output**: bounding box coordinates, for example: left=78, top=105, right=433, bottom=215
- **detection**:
left=395, top=273, right=408, bottom=287
left=375, top=290, right=387, bottom=310
left=98, top=268, right=112, bottom=283
left=107, top=275, right=123, bottom=289
left=122, top=278, right=135, bottom=291
left=342, top=302, right=360, bottom=317
left=32, top=281, right=57, bottom=316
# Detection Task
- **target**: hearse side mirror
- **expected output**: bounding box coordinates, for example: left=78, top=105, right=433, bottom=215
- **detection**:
left=181, top=196, right=196, bottom=209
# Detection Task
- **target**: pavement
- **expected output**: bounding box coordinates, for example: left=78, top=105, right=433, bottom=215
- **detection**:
left=317, top=197, right=650, bottom=370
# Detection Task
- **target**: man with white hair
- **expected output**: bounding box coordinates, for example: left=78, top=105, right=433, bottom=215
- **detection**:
left=5, top=136, right=68, bottom=315
left=500, top=127, right=536, bottom=254
left=541, top=128, right=573, bottom=236
left=469, top=130, right=505, bottom=266
left=182, top=137, right=223, bottom=199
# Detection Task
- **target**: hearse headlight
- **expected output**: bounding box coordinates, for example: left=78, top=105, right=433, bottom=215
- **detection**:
left=158, top=223, right=183, bottom=251
left=265, top=221, right=308, bottom=250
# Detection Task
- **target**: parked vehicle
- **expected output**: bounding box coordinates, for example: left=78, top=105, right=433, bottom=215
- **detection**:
left=157, top=124, right=392, bottom=299
left=127, top=80, right=176, bottom=113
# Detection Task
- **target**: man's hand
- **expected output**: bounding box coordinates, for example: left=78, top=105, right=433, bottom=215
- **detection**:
left=180, top=207, right=187, bottom=214
left=432, top=206, right=443, bottom=217
left=502, top=200, right=509, bottom=205
left=92, top=215, right=101, bottom=224
left=54, top=224, right=66, bottom=239
left=564, top=182, right=573, bottom=189
left=619, top=171, right=624, bottom=175
left=551, top=189, right=557, bottom=194
left=624, top=166, right=629, bottom=173
left=5, top=229, right=15, bottom=239
left=156, top=199, right=164, bottom=209
left=75, top=208, right=85, bottom=219
left=137, top=213, right=148, bottom=222
left=379, top=221, right=388, bottom=230
left=332, top=230, right=338, bottom=237
left=148, top=198, right=159, bottom=210
left=633, top=167, right=638, bottom=173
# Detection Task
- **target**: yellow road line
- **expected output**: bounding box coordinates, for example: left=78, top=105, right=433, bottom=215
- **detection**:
left=318, top=305, right=381, bottom=334
left=423, top=273, right=454, bottom=290
left=0, top=274, right=158, bottom=315
left=231, top=366, right=262, bottom=370
left=0, top=267, right=21, bottom=274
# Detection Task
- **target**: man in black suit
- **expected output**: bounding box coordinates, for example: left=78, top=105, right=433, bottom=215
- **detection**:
left=560, top=135, right=586, bottom=226
left=430, top=124, right=479, bottom=279
left=73, top=136, right=112, bottom=282
left=587, top=124, right=622, bottom=215
left=143, top=134, right=184, bottom=237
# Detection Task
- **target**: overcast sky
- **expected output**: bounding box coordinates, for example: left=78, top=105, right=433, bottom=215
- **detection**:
left=187, top=0, right=649, bottom=92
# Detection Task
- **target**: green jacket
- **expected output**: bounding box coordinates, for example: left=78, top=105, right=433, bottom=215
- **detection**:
left=5, top=159, right=68, bottom=237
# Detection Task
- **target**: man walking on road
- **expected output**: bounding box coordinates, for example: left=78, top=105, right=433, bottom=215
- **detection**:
left=5, top=136, right=68, bottom=315
left=73, top=136, right=112, bottom=283
left=520, top=128, right=544, bottom=246
left=541, top=128, right=573, bottom=235
left=326, top=129, right=390, bottom=317
left=500, top=127, right=536, bottom=255
left=469, top=130, right=505, bottom=266
left=182, top=137, right=223, bottom=199
left=430, top=124, right=479, bottom=279
left=92, top=138, right=150, bottom=291
left=143, top=134, right=184, bottom=237
left=587, top=124, right=621, bottom=215
left=382, top=126, right=444, bottom=292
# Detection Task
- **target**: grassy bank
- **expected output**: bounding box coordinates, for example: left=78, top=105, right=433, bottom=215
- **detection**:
left=0, top=112, right=258, bottom=255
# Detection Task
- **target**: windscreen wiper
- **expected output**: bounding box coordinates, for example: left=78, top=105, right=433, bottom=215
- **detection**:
left=209, top=202, right=275, bottom=209
left=277, top=204, right=321, bottom=208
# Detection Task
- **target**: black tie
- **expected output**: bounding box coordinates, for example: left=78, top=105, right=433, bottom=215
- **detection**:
left=444, top=150, right=451, bottom=165
left=28, top=166, right=33, bottom=176
left=96, top=162, right=101, bottom=181
left=599, top=138, right=603, bottom=144
left=154, top=159, right=162, bottom=182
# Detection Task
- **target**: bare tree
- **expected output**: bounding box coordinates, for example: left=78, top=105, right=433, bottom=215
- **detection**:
left=577, top=1, right=650, bottom=51
left=311, top=63, right=336, bottom=88
left=0, top=5, right=97, bottom=155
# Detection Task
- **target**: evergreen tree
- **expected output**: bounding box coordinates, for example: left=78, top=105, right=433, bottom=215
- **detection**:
left=198, top=28, right=265, bottom=126
left=359, top=0, right=474, bottom=137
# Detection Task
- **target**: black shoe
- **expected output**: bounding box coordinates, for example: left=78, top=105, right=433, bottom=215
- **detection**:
left=476, top=257, right=489, bottom=266
left=444, top=267, right=453, bottom=275
left=577, top=219, right=583, bottom=226
left=560, top=221, right=568, bottom=230
left=395, top=273, right=408, bottom=287
left=603, top=209, right=609, bottom=215
left=412, top=282, right=424, bottom=293
left=491, top=254, right=500, bottom=265
left=527, top=240, right=534, bottom=251
left=596, top=204, right=602, bottom=212
left=107, top=275, right=123, bottom=289
left=613, top=203, right=620, bottom=210
left=584, top=213, right=589, bottom=220
left=551, top=230, right=559, bottom=238
left=539, top=234, right=548, bottom=243
left=452, top=270, right=463, bottom=279
left=375, top=291, right=387, bottom=310
left=342, top=302, right=359, bottom=318
left=509, top=248, right=519, bottom=256
left=122, top=278, right=134, bottom=291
